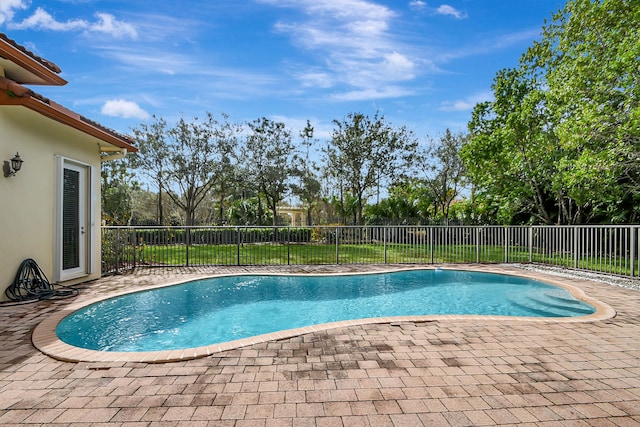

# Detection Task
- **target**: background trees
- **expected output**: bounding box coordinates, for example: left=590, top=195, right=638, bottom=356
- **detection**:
left=462, top=68, right=558, bottom=224
left=419, top=129, right=467, bottom=224
left=462, top=0, right=639, bottom=224
left=131, top=113, right=240, bottom=226
left=104, top=0, right=638, bottom=227
left=130, top=116, right=170, bottom=225
left=101, top=158, right=138, bottom=225
left=292, top=121, right=322, bottom=226
left=323, top=112, right=418, bottom=225
left=244, top=117, right=302, bottom=226
left=532, top=0, right=640, bottom=223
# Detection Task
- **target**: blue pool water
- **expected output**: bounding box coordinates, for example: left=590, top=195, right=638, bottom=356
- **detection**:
left=56, top=270, right=595, bottom=352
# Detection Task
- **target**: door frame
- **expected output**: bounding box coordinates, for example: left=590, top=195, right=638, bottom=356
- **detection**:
left=53, top=156, right=93, bottom=282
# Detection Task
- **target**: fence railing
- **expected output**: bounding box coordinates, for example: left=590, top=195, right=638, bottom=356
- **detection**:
left=101, top=225, right=640, bottom=278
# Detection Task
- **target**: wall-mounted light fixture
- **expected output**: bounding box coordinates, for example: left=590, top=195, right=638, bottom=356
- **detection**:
left=3, top=152, right=24, bottom=177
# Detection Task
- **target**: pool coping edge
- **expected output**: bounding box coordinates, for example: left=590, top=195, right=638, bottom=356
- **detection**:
left=32, top=265, right=617, bottom=364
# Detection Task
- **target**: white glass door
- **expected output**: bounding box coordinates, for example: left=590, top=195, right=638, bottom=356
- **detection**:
left=56, top=159, right=90, bottom=281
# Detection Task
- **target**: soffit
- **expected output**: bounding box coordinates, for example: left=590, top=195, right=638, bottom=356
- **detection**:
left=0, top=78, right=137, bottom=152
left=0, top=33, right=67, bottom=86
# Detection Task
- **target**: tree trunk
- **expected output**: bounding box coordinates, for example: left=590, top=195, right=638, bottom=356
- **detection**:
left=272, top=205, right=278, bottom=226
left=257, top=196, right=264, bottom=226
left=218, top=181, right=226, bottom=225
left=157, top=183, right=164, bottom=225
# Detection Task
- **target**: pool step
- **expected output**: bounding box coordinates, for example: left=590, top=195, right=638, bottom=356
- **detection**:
left=542, top=289, right=587, bottom=306
left=507, top=290, right=594, bottom=317
left=535, top=290, right=594, bottom=314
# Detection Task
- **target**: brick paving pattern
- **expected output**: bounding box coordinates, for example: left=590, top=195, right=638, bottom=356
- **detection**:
left=1, top=265, right=639, bottom=426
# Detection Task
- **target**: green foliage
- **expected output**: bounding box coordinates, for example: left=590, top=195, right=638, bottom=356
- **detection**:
left=364, top=180, right=434, bottom=225
left=290, top=120, right=322, bottom=226
left=132, top=113, right=241, bottom=226
left=130, top=115, right=170, bottom=225
left=132, top=227, right=314, bottom=248
left=101, top=158, right=139, bottom=225
left=463, top=0, right=640, bottom=224
left=324, top=112, right=418, bottom=225
left=245, top=118, right=301, bottom=225
left=226, top=197, right=266, bottom=226
left=418, top=129, right=468, bottom=223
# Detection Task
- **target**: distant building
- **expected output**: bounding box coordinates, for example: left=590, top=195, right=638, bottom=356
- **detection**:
left=277, top=206, right=308, bottom=226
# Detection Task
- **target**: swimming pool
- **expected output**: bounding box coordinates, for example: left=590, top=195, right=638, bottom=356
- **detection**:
left=56, top=269, right=596, bottom=353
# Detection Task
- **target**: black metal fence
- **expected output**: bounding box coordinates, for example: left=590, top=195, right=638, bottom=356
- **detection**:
left=101, top=225, right=640, bottom=277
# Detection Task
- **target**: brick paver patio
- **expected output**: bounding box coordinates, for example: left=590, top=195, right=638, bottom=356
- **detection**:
left=1, top=265, right=639, bottom=426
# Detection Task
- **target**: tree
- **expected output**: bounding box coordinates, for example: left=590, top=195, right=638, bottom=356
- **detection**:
left=527, top=0, right=640, bottom=223
left=101, top=158, right=138, bottom=225
left=462, top=67, right=559, bottom=224
left=324, top=112, right=418, bottom=225
left=168, top=113, right=239, bottom=226
left=131, top=116, right=170, bottom=225
left=418, top=129, right=468, bottom=224
left=462, top=0, right=640, bottom=224
left=244, top=118, right=301, bottom=226
left=132, top=113, right=240, bottom=226
left=291, top=120, right=322, bottom=225
left=364, top=179, right=434, bottom=225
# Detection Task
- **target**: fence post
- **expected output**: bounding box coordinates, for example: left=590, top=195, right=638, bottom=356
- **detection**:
left=528, top=226, right=533, bottom=263
left=335, top=227, right=340, bottom=264
left=132, top=228, right=137, bottom=269
left=237, top=227, right=241, bottom=266
left=115, top=228, right=120, bottom=273
left=504, top=227, right=509, bottom=263
left=430, top=227, right=434, bottom=264
left=185, top=226, right=190, bottom=267
left=573, top=226, right=579, bottom=270
left=476, top=227, right=480, bottom=263
left=631, top=226, right=637, bottom=277
left=287, top=227, right=291, bottom=265
left=383, top=226, right=387, bottom=264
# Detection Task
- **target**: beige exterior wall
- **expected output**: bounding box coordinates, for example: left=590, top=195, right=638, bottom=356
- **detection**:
left=0, top=106, right=104, bottom=301
left=277, top=207, right=308, bottom=226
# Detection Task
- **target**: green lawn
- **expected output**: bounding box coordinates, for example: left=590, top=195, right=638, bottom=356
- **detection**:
left=135, top=242, right=532, bottom=266
left=103, top=240, right=635, bottom=276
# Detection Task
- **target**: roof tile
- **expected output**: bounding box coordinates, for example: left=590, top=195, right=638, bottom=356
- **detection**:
left=0, top=32, right=62, bottom=74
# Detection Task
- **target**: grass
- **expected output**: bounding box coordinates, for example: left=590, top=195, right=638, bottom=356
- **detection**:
left=134, top=242, right=534, bottom=266
left=113, top=242, right=633, bottom=275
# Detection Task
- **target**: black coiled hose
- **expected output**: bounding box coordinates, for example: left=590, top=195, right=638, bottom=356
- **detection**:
left=5, top=258, right=78, bottom=302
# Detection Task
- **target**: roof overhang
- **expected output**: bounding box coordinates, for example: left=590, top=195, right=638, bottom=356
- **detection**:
left=0, top=77, right=137, bottom=153
left=0, top=34, right=67, bottom=86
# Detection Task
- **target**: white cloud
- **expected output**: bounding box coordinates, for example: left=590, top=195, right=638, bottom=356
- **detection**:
left=11, top=8, right=87, bottom=31
left=90, top=13, right=137, bottom=39
left=408, top=2, right=467, bottom=19
left=408, top=1, right=427, bottom=11
left=259, top=0, right=422, bottom=101
left=297, top=70, right=334, bottom=88
left=95, top=47, right=192, bottom=72
left=435, top=28, right=542, bottom=63
left=0, top=0, right=27, bottom=25
left=9, top=7, right=137, bottom=39
left=381, top=52, right=415, bottom=80
left=101, top=99, right=150, bottom=120
left=435, top=5, right=467, bottom=20
left=332, top=86, right=415, bottom=101
left=439, top=91, right=493, bottom=111
left=260, top=0, right=395, bottom=22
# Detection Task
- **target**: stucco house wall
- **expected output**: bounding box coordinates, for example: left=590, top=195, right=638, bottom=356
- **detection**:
left=0, top=107, right=105, bottom=297
left=0, top=33, right=136, bottom=301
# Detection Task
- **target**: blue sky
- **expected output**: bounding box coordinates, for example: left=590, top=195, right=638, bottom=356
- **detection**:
left=1, top=0, right=565, bottom=142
